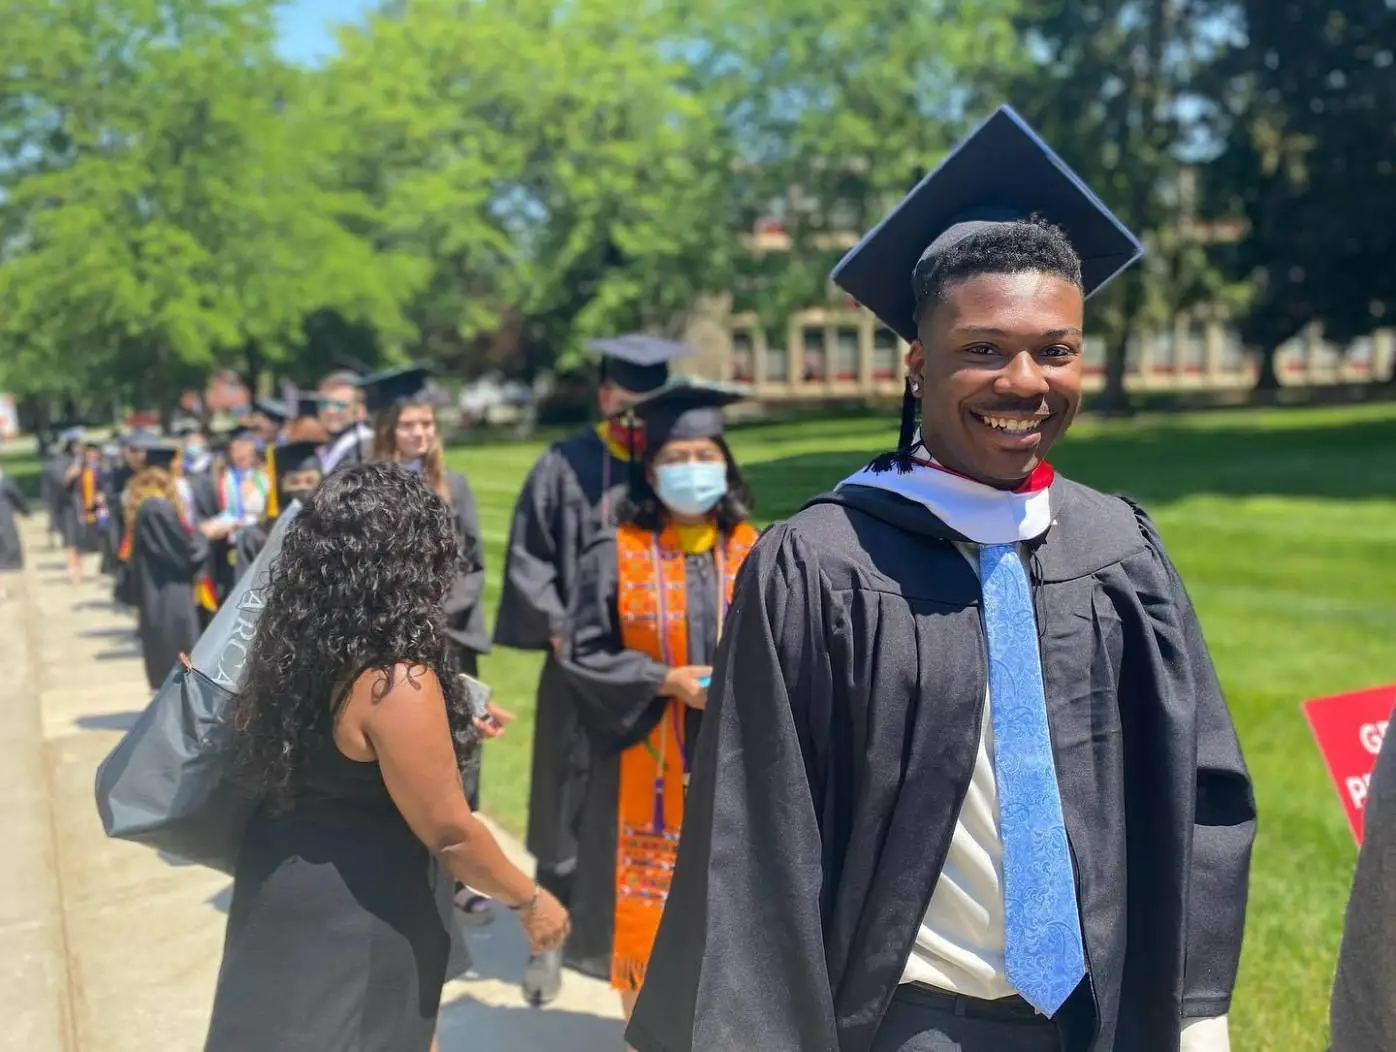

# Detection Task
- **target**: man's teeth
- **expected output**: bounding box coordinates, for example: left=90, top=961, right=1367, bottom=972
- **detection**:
left=977, top=414, right=1044, bottom=433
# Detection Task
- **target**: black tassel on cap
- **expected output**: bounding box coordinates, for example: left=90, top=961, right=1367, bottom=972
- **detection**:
left=867, top=377, right=920, bottom=474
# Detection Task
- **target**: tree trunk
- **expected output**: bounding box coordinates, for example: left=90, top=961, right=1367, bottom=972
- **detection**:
left=1097, top=329, right=1133, bottom=415
left=1254, top=346, right=1281, bottom=391
left=244, top=342, right=263, bottom=401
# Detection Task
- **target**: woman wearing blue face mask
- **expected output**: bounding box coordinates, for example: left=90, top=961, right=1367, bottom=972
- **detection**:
left=559, top=380, right=756, bottom=1031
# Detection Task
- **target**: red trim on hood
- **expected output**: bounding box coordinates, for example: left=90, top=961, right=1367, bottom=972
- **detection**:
left=909, top=456, right=1056, bottom=494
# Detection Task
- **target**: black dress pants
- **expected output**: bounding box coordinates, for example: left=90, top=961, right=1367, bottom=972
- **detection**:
left=872, top=985, right=1063, bottom=1052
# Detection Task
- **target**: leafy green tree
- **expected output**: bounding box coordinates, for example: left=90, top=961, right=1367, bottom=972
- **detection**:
left=1205, top=0, right=1395, bottom=389
left=993, top=0, right=1249, bottom=412
left=314, top=0, right=735, bottom=378
left=0, top=0, right=422, bottom=406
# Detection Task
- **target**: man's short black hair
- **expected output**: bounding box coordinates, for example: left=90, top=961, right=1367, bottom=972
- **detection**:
left=912, top=216, right=1083, bottom=335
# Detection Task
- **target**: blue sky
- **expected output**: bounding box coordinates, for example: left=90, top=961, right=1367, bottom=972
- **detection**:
left=275, top=0, right=379, bottom=65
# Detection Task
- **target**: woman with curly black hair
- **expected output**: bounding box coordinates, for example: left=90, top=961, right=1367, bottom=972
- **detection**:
left=204, top=463, right=568, bottom=1052
left=558, top=381, right=757, bottom=1030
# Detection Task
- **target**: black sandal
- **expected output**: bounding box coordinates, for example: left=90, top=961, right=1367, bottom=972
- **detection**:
left=453, top=887, right=496, bottom=926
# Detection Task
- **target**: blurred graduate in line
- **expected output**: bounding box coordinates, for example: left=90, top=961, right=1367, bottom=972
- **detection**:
left=174, top=423, right=220, bottom=523
left=559, top=380, right=757, bottom=1029
left=360, top=364, right=499, bottom=924
left=233, top=440, right=325, bottom=571
left=40, top=433, right=72, bottom=551
left=53, top=432, right=91, bottom=583
left=318, top=368, right=374, bottom=473
left=230, top=396, right=329, bottom=581
left=493, top=335, right=686, bottom=1001
left=0, top=458, right=30, bottom=600
left=122, top=437, right=232, bottom=689
left=108, top=432, right=149, bottom=609
left=75, top=440, right=110, bottom=568
left=630, top=108, right=1255, bottom=1052
left=361, top=366, right=490, bottom=677
left=207, top=425, right=270, bottom=603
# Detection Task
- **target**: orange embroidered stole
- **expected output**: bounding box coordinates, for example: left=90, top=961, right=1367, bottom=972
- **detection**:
left=80, top=467, right=98, bottom=523
left=611, top=519, right=757, bottom=992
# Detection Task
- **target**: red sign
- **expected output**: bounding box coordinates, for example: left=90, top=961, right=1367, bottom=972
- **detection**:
left=1302, top=685, right=1396, bottom=844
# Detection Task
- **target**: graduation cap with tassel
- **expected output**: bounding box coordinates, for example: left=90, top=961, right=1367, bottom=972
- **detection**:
left=829, top=104, right=1142, bottom=473
left=607, top=379, right=748, bottom=497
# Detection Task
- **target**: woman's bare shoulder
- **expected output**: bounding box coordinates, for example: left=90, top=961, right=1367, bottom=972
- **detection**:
left=347, top=662, right=442, bottom=709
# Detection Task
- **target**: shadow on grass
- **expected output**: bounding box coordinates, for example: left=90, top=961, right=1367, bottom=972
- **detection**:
left=741, top=412, right=1396, bottom=522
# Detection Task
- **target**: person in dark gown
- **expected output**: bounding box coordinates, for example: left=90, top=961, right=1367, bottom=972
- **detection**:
left=560, top=381, right=757, bottom=1027
left=359, top=365, right=500, bottom=923
left=176, top=426, right=221, bottom=522
left=205, top=463, right=569, bottom=1052
left=232, top=440, right=325, bottom=570
left=0, top=465, right=30, bottom=600
left=629, top=109, right=1255, bottom=1052
left=55, top=434, right=87, bottom=583
left=107, top=434, right=149, bottom=608
left=493, top=334, right=688, bottom=997
left=124, top=441, right=232, bottom=689
left=1330, top=713, right=1396, bottom=1051
left=40, top=440, right=69, bottom=551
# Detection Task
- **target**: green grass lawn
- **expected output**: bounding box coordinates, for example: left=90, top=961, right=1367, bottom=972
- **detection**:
left=452, top=400, right=1396, bottom=1051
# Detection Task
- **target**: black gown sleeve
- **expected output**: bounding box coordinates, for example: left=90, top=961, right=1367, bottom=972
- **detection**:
left=493, top=450, right=568, bottom=650
left=1133, top=504, right=1256, bottom=1020
left=1330, top=717, right=1396, bottom=1051
left=627, top=523, right=840, bottom=1052
left=138, top=499, right=210, bottom=574
left=3, top=477, right=30, bottom=517
left=442, top=471, right=488, bottom=649
left=233, top=524, right=269, bottom=573
left=558, top=531, right=669, bottom=745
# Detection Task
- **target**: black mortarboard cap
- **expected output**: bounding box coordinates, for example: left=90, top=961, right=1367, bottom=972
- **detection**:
left=356, top=364, right=436, bottom=413
left=615, top=380, right=746, bottom=449
left=271, top=440, right=323, bottom=476
left=830, top=104, right=1144, bottom=344
left=255, top=396, right=290, bottom=423
left=131, top=434, right=180, bottom=469
left=588, top=335, right=689, bottom=394
left=294, top=393, right=321, bottom=419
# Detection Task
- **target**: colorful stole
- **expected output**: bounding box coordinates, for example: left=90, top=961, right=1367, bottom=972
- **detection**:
left=611, top=518, right=758, bottom=991
left=596, top=419, right=642, bottom=462
left=80, top=467, right=98, bottom=524
left=263, top=445, right=280, bottom=520
left=217, top=467, right=269, bottom=522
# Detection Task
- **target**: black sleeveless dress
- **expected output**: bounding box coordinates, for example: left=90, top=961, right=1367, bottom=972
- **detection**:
left=205, top=738, right=460, bottom=1052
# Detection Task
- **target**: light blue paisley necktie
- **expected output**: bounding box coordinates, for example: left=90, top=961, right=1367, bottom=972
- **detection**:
left=979, top=543, right=1086, bottom=1017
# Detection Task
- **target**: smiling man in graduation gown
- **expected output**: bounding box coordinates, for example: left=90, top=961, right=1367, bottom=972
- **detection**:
left=493, top=334, right=689, bottom=1001
left=629, top=107, right=1256, bottom=1052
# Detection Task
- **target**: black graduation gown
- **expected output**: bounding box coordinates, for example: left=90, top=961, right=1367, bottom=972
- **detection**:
left=56, top=460, right=84, bottom=549
left=492, top=428, right=629, bottom=874
left=185, top=469, right=221, bottom=521
left=558, top=528, right=721, bottom=980
left=132, top=498, right=209, bottom=690
left=41, top=456, right=65, bottom=539
left=101, top=465, right=132, bottom=576
left=0, top=475, right=29, bottom=570
left=442, top=470, right=489, bottom=670
left=232, top=522, right=270, bottom=580
left=628, top=478, right=1256, bottom=1052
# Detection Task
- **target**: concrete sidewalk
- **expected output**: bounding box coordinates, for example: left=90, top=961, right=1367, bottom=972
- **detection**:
left=0, top=520, right=623, bottom=1051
